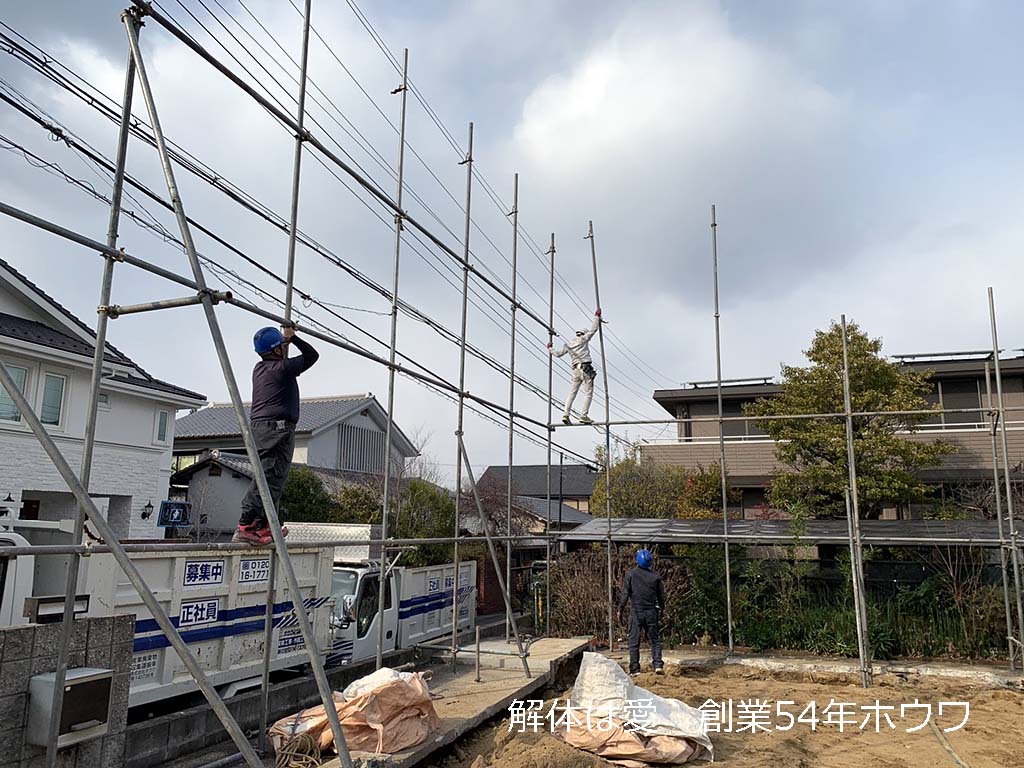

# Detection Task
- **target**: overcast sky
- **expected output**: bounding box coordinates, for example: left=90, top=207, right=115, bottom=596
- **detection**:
left=2, top=0, right=1023, bottom=484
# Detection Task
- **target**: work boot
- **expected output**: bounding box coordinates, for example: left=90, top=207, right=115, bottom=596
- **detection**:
left=232, top=524, right=272, bottom=546
left=256, top=524, right=289, bottom=540
left=579, top=415, right=594, bottom=425
left=561, top=415, right=571, bottom=425
left=654, top=666, right=665, bottom=676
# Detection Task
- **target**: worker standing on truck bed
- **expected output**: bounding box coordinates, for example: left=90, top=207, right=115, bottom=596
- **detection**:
left=547, top=308, right=601, bottom=425
left=234, top=325, right=319, bottom=545
left=618, top=548, right=665, bottom=676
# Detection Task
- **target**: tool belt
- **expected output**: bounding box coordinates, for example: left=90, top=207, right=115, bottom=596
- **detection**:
left=576, top=362, right=597, bottom=380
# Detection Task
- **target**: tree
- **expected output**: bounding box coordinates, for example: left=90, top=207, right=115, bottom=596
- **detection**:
left=393, top=478, right=456, bottom=567
left=281, top=467, right=379, bottom=524
left=589, top=444, right=689, bottom=518
left=746, top=320, right=955, bottom=518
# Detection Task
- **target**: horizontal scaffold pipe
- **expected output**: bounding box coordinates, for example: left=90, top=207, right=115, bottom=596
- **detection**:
left=0, top=199, right=548, bottom=431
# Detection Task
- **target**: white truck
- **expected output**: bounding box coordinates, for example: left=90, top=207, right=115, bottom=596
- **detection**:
left=0, top=526, right=476, bottom=708
left=325, top=559, right=477, bottom=666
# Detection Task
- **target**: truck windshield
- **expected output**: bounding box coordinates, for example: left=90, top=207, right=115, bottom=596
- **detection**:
left=331, top=569, right=358, bottom=598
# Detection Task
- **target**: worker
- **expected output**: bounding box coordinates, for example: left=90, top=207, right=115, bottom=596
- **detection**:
left=618, top=548, right=665, bottom=675
left=547, top=308, right=601, bottom=425
left=234, top=325, right=319, bottom=545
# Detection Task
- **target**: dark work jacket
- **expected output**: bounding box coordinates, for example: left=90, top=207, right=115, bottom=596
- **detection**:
left=250, top=336, right=319, bottom=423
left=618, top=566, right=665, bottom=614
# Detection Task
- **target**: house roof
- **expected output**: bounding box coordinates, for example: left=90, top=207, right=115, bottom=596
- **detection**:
left=652, top=353, right=1024, bottom=415
left=560, top=517, right=1008, bottom=547
left=478, top=464, right=600, bottom=498
left=512, top=495, right=592, bottom=526
left=0, top=258, right=205, bottom=405
left=175, top=394, right=418, bottom=456
left=171, top=451, right=393, bottom=487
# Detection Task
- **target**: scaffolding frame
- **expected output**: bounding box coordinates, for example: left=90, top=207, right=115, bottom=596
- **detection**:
left=0, top=3, right=1020, bottom=766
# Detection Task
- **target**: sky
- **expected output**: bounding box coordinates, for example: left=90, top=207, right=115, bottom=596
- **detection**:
left=2, top=0, right=1024, bottom=484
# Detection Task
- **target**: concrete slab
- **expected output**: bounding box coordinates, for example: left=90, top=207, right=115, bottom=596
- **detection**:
left=321, top=638, right=589, bottom=768
left=607, top=647, right=1024, bottom=688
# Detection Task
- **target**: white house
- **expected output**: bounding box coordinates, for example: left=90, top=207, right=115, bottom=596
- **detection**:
left=172, top=395, right=419, bottom=534
left=0, top=258, right=207, bottom=540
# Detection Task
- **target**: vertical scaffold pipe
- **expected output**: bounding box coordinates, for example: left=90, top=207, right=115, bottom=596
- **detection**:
left=545, top=233, right=555, bottom=637
left=450, top=123, right=474, bottom=667
left=44, top=31, right=137, bottom=768
left=840, top=315, right=873, bottom=688
left=506, top=173, right=520, bottom=642
left=988, top=289, right=1024, bottom=661
left=585, top=221, right=613, bottom=651
left=377, top=47, right=410, bottom=671
left=710, top=205, right=734, bottom=655
left=984, top=363, right=1017, bottom=670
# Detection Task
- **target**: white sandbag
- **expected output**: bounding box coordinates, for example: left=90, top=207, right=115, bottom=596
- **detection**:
left=571, top=652, right=713, bottom=760
left=341, top=667, right=415, bottom=700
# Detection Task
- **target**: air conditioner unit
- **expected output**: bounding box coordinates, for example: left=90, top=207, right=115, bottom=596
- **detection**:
left=27, top=667, right=112, bottom=748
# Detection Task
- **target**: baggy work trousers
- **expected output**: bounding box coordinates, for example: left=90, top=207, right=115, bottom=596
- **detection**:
left=564, top=363, right=596, bottom=419
left=239, top=419, right=296, bottom=527
left=628, top=608, right=663, bottom=673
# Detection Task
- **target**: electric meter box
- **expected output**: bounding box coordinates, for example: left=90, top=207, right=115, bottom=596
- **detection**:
left=27, top=667, right=113, bottom=748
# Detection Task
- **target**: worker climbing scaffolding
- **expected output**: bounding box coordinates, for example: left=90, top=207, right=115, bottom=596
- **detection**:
left=548, top=308, right=602, bottom=425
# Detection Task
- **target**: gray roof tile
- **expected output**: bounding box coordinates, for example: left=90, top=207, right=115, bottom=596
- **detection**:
left=479, top=464, right=600, bottom=498
left=175, top=395, right=373, bottom=438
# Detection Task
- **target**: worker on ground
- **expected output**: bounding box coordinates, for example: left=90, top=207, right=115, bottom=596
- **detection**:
left=547, top=308, right=601, bottom=425
left=234, top=325, right=319, bottom=545
left=618, top=548, right=665, bottom=676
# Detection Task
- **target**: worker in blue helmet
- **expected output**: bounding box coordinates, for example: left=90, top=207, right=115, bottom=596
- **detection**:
left=617, top=548, right=665, bottom=675
left=234, top=325, right=319, bottom=545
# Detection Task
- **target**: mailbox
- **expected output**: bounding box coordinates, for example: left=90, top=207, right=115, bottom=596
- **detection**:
left=27, top=667, right=112, bottom=748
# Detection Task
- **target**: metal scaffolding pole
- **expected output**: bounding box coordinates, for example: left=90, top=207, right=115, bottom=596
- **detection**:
left=460, top=438, right=531, bottom=678
left=0, top=363, right=263, bottom=768
left=545, top=232, right=555, bottom=637
left=282, top=0, right=312, bottom=319
left=122, top=13, right=353, bottom=766
left=377, top=47, right=410, bottom=671
left=43, top=30, right=137, bottom=768
left=505, top=173, right=520, bottom=642
left=984, top=363, right=1017, bottom=670
left=840, top=315, right=873, bottom=687
left=987, top=288, right=1024, bottom=660
left=450, top=122, right=474, bottom=668
left=263, top=0, right=312, bottom=745
left=711, top=205, right=734, bottom=655
left=585, top=221, right=613, bottom=650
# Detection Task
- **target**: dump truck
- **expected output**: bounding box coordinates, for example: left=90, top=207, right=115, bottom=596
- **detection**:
left=0, top=525, right=476, bottom=707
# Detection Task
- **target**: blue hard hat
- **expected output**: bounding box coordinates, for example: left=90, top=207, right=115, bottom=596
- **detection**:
left=254, top=327, right=285, bottom=355
left=636, top=549, right=653, bottom=569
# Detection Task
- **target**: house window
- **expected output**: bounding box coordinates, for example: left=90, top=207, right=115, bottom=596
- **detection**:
left=41, top=373, right=66, bottom=426
left=156, top=410, right=169, bottom=443
left=208, top=464, right=222, bottom=477
left=0, top=365, right=28, bottom=422
left=97, top=392, right=111, bottom=410
left=939, top=379, right=981, bottom=425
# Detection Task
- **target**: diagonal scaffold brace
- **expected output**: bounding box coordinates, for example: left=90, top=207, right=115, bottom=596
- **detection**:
left=458, top=437, right=531, bottom=679
left=121, top=8, right=354, bottom=766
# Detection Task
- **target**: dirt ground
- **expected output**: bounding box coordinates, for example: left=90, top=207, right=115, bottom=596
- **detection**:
left=421, top=663, right=1024, bottom=768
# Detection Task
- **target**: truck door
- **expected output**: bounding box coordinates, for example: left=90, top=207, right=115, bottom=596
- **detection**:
left=0, top=534, right=33, bottom=627
left=351, top=572, right=398, bottom=663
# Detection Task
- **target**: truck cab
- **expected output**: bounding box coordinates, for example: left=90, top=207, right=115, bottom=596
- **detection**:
left=327, top=562, right=397, bottom=665
left=327, top=560, right=476, bottom=667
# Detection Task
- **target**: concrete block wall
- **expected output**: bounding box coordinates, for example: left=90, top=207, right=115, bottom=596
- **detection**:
left=0, top=617, right=133, bottom=768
